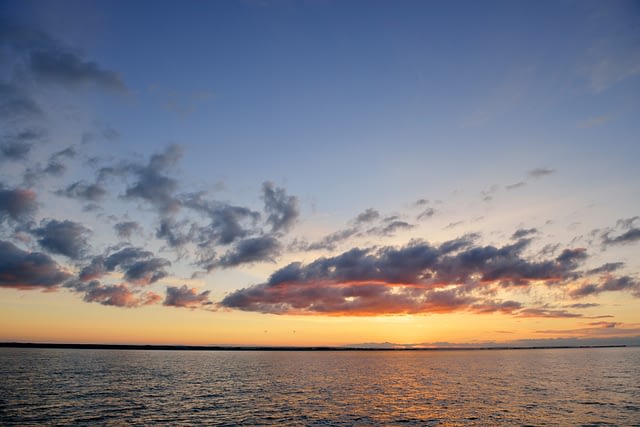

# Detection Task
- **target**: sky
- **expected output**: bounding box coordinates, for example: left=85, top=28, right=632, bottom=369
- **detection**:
left=1, top=0, right=640, bottom=347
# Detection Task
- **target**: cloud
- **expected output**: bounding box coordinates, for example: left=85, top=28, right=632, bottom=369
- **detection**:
left=417, top=208, right=435, bottom=220
left=511, top=228, right=538, bottom=240
left=33, top=219, right=91, bottom=259
left=262, top=182, right=299, bottom=233
left=0, top=186, right=37, bottom=223
left=354, top=208, right=380, bottom=224
left=181, top=195, right=260, bottom=246
left=29, top=48, right=127, bottom=92
left=164, top=285, right=211, bottom=308
left=221, top=236, right=593, bottom=315
left=506, top=182, right=526, bottom=190
left=216, top=236, right=281, bottom=269
left=586, top=262, right=625, bottom=275
left=123, top=145, right=182, bottom=214
left=78, top=246, right=171, bottom=285
left=124, top=258, right=171, bottom=285
left=602, top=228, right=640, bottom=246
left=570, top=276, right=640, bottom=298
left=73, top=281, right=160, bottom=308
left=114, top=221, right=141, bottom=239
left=527, top=168, right=555, bottom=179
left=601, top=216, right=640, bottom=246
left=0, top=240, right=70, bottom=289
left=56, top=181, right=107, bottom=202
left=0, top=82, right=42, bottom=121
left=367, top=220, right=414, bottom=237
left=0, top=129, right=44, bottom=161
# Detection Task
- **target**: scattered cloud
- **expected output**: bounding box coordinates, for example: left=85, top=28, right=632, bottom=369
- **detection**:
left=0, top=240, right=70, bottom=289
left=164, top=285, right=211, bottom=308
left=32, top=219, right=91, bottom=260
left=527, top=168, right=555, bottom=179
left=262, top=181, right=299, bottom=233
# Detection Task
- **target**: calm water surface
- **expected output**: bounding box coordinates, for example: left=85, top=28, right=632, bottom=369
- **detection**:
left=1, top=347, right=639, bottom=426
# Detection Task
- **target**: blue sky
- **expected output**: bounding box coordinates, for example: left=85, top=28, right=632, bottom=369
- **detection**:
left=1, top=0, right=639, bottom=345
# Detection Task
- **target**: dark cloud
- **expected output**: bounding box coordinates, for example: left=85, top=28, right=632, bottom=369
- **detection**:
left=123, top=145, right=182, bottom=214
left=221, top=236, right=591, bottom=315
left=216, top=236, right=281, bottom=269
left=0, top=186, right=37, bottom=223
left=56, top=181, right=107, bottom=202
left=33, top=219, right=91, bottom=259
left=354, top=208, right=380, bottom=224
left=527, top=168, right=555, bottom=179
left=164, top=285, right=211, bottom=308
left=262, top=182, right=299, bottom=233
left=114, top=221, right=141, bottom=239
left=511, top=228, right=538, bottom=240
left=0, top=240, right=70, bottom=289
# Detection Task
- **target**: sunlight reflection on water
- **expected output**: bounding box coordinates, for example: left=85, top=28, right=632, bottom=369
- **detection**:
left=1, top=347, right=639, bottom=425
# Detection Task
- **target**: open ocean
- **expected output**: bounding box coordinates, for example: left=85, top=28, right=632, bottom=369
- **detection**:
left=1, top=346, right=639, bottom=426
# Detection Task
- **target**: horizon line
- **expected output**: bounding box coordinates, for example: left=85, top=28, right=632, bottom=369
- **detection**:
left=0, top=342, right=635, bottom=352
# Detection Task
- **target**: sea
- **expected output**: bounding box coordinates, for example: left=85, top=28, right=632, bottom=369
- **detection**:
left=1, top=346, right=638, bottom=426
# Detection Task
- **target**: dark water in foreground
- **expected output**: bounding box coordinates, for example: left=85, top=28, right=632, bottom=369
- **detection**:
left=1, top=347, right=639, bottom=426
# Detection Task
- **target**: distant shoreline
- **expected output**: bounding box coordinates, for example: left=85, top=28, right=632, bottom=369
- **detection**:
left=0, top=342, right=630, bottom=351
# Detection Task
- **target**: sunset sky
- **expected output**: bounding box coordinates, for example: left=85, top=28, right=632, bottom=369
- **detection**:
left=1, top=0, right=639, bottom=346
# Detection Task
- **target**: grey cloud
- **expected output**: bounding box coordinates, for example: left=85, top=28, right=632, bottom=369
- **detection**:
left=570, top=276, right=640, bottom=298
left=123, top=145, right=182, bottom=214
left=33, top=219, right=91, bottom=259
left=216, top=236, right=281, bottom=269
left=367, top=220, right=414, bottom=237
left=164, top=285, right=211, bottom=308
left=0, top=129, right=44, bottom=161
left=124, top=258, right=171, bottom=285
left=262, top=182, right=298, bottom=233
left=602, top=228, right=640, bottom=246
left=616, top=216, right=639, bottom=230
left=527, top=168, right=555, bottom=179
left=29, top=49, right=127, bottom=92
left=79, top=246, right=171, bottom=285
left=0, top=186, right=37, bottom=223
left=417, top=208, right=435, bottom=220
left=587, top=262, right=625, bottom=275
left=114, top=221, right=141, bottom=239
left=0, top=240, right=70, bottom=289
left=355, top=208, right=380, bottom=224
left=0, top=82, right=42, bottom=120
left=511, top=228, right=538, bottom=240
left=57, top=181, right=107, bottom=202
left=506, top=182, right=526, bottom=190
